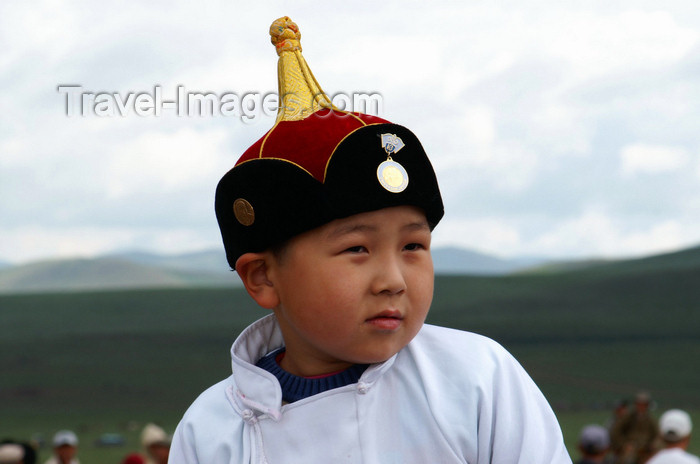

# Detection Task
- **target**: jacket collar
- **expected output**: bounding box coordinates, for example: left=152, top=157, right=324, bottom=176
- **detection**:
left=228, top=314, right=399, bottom=419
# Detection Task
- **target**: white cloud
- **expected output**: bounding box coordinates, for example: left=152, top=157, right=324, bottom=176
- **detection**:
left=432, top=208, right=700, bottom=260
left=432, top=217, right=522, bottom=257
left=104, top=128, right=229, bottom=199
left=0, top=226, right=136, bottom=263
left=620, top=220, right=687, bottom=256
left=532, top=9, right=699, bottom=80
left=2, top=2, right=700, bottom=263
left=433, top=106, right=497, bottom=170
left=529, top=210, right=619, bottom=257
left=526, top=210, right=693, bottom=259
left=462, top=106, right=496, bottom=153
left=620, top=144, right=690, bottom=177
left=0, top=225, right=223, bottom=264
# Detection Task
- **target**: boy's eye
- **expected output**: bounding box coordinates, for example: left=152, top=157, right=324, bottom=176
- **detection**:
left=344, top=246, right=367, bottom=253
left=404, top=243, right=425, bottom=251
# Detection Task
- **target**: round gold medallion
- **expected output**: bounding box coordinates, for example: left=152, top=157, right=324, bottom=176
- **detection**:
left=233, top=198, right=255, bottom=226
left=377, top=160, right=409, bottom=193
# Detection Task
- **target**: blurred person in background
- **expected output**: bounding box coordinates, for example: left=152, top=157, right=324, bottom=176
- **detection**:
left=44, top=431, right=79, bottom=464
left=120, top=453, right=145, bottom=464
left=608, top=399, right=630, bottom=459
left=576, top=424, right=612, bottom=464
left=140, top=424, right=169, bottom=464
left=0, top=443, right=24, bottom=464
left=610, top=392, right=659, bottom=464
left=608, top=399, right=630, bottom=432
left=0, top=440, right=36, bottom=464
left=646, top=409, right=699, bottom=464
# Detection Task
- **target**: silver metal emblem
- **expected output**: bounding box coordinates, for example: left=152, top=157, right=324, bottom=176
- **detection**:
left=381, top=133, right=405, bottom=155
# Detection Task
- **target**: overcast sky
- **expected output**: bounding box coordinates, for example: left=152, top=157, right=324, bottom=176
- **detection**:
left=2, top=1, right=700, bottom=264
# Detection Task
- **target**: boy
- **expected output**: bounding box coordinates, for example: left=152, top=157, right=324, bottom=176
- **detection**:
left=170, top=17, right=571, bottom=463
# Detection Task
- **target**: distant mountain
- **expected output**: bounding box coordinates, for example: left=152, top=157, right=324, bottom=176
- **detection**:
left=0, top=246, right=541, bottom=294
left=0, top=257, right=236, bottom=294
left=516, top=258, right=613, bottom=274
left=431, top=247, right=544, bottom=275
left=112, top=247, right=545, bottom=275
left=2, top=244, right=698, bottom=294
left=107, top=249, right=231, bottom=274
left=93, top=247, right=550, bottom=278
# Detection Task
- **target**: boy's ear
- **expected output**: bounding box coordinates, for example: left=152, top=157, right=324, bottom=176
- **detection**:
left=235, top=252, right=280, bottom=309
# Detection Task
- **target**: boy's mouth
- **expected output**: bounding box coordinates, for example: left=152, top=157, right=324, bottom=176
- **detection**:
left=366, top=310, right=403, bottom=330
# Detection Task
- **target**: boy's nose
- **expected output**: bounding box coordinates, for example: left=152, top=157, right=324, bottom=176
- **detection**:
left=371, top=256, right=406, bottom=296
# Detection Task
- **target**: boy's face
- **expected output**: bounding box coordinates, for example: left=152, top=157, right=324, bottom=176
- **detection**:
left=266, top=205, right=434, bottom=376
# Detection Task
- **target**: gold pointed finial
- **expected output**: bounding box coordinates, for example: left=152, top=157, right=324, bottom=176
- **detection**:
left=269, top=17, right=335, bottom=122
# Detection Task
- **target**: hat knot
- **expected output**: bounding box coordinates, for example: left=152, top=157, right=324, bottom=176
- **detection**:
left=270, top=17, right=301, bottom=56
left=268, top=16, right=334, bottom=121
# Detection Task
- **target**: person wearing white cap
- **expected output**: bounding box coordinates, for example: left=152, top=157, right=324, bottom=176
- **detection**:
left=140, top=423, right=170, bottom=464
left=646, top=409, right=700, bottom=464
left=575, top=424, right=611, bottom=464
left=44, top=430, right=79, bottom=464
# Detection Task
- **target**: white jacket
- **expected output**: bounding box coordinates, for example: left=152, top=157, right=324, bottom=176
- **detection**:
left=170, top=315, right=572, bottom=464
left=44, top=458, right=80, bottom=464
left=646, top=448, right=700, bottom=464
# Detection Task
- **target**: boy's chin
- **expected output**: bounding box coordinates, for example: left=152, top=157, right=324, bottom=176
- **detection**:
left=349, top=345, right=410, bottom=365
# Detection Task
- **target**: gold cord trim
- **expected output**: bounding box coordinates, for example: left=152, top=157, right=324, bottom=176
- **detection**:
left=322, top=123, right=384, bottom=182
left=259, top=120, right=282, bottom=158
left=236, top=156, right=315, bottom=179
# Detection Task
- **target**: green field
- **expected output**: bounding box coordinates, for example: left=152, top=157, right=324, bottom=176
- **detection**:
left=2, top=247, right=699, bottom=460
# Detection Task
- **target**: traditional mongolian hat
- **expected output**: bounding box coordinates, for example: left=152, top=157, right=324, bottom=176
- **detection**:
left=216, top=17, right=444, bottom=268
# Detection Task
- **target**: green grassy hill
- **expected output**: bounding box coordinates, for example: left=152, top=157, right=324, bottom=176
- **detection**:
left=431, top=268, right=699, bottom=409
left=1, top=245, right=699, bottom=460
left=524, top=244, right=700, bottom=276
